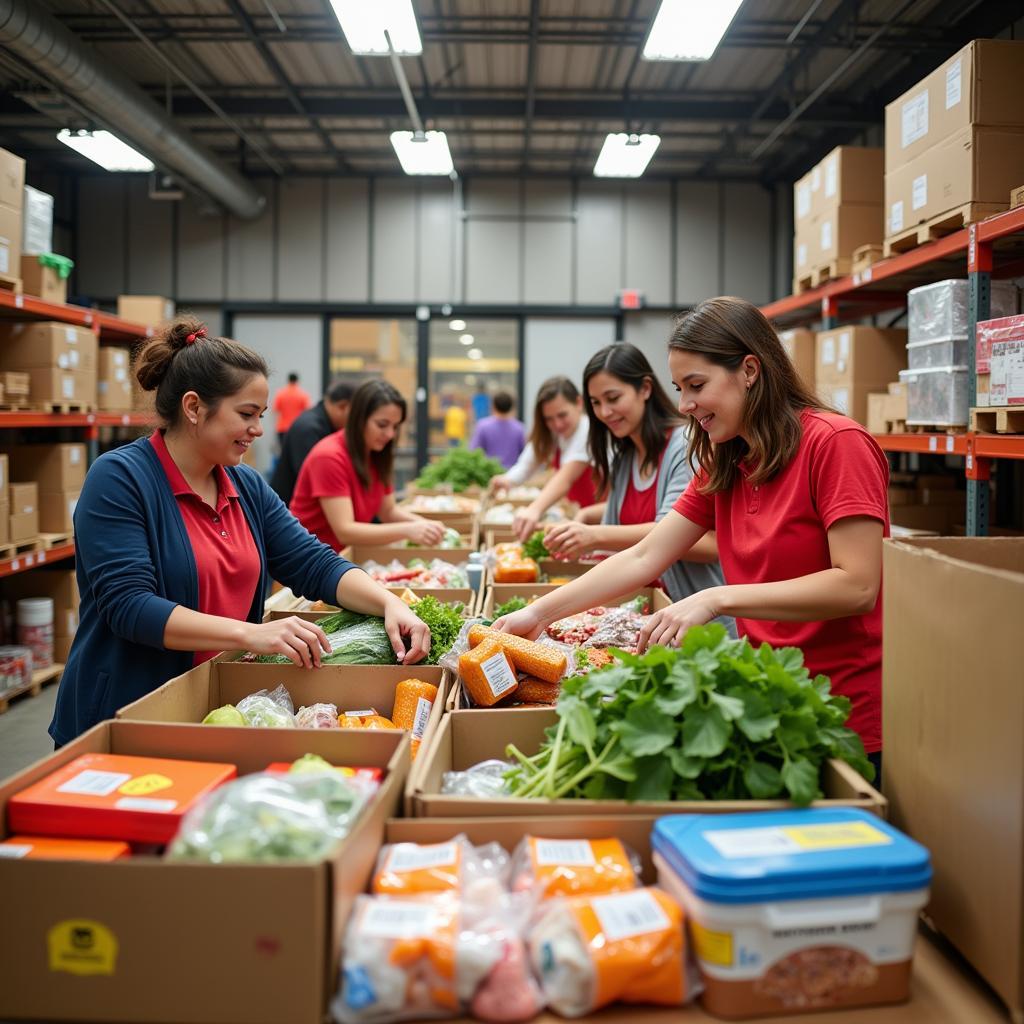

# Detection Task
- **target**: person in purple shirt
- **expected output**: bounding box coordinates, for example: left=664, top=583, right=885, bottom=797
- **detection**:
left=469, top=390, right=526, bottom=468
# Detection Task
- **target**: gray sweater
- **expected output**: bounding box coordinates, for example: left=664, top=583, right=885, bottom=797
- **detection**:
left=603, top=425, right=735, bottom=633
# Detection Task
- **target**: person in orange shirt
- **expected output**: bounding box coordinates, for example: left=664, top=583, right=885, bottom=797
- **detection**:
left=273, top=373, right=311, bottom=449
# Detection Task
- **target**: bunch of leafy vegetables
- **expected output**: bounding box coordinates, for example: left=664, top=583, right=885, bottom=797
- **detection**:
left=414, top=447, right=503, bottom=491
left=522, top=530, right=550, bottom=562
left=504, top=624, right=874, bottom=806
left=409, top=595, right=464, bottom=666
left=493, top=595, right=528, bottom=618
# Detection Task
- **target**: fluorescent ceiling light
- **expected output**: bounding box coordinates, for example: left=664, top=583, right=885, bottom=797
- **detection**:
left=593, top=133, right=660, bottom=178
left=57, top=129, right=154, bottom=172
left=328, top=0, right=422, bottom=55
left=643, top=0, right=745, bottom=61
left=467, top=348, right=483, bottom=361
left=390, top=131, right=454, bottom=176
left=449, top=319, right=467, bottom=331
left=459, top=333, right=474, bottom=346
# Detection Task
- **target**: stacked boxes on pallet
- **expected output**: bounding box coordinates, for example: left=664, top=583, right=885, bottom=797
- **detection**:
left=118, top=295, right=175, bottom=413
left=2, top=443, right=86, bottom=538
left=0, top=147, right=24, bottom=283
left=8, top=482, right=37, bottom=544
left=97, top=347, right=133, bottom=411
left=814, top=325, right=907, bottom=427
left=0, top=322, right=97, bottom=409
left=778, top=327, right=816, bottom=393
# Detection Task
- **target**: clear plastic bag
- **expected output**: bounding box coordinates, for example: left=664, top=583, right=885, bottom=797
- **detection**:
left=296, top=702, right=340, bottom=728
left=440, top=759, right=512, bottom=799
left=372, top=833, right=511, bottom=896
left=236, top=685, right=297, bottom=728
left=510, top=836, right=642, bottom=900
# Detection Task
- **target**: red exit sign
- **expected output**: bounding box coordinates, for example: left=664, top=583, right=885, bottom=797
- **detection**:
left=618, top=289, right=645, bottom=310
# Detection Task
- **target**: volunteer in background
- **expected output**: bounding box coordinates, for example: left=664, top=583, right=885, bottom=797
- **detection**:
left=544, top=344, right=731, bottom=626
left=270, top=377, right=354, bottom=505
left=291, top=379, right=449, bottom=551
left=272, top=371, right=311, bottom=449
left=443, top=398, right=468, bottom=447
left=468, top=389, right=526, bottom=468
left=496, top=297, right=887, bottom=775
left=50, top=319, right=429, bottom=747
left=471, top=379, right=491, bottom=424
left=489, top=376, right=599, bottom=541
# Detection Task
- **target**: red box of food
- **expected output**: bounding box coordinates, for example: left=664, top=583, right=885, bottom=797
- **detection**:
left=976, top=313, right=1024, bottom=374
left=0, top=835, right=131, bottom=861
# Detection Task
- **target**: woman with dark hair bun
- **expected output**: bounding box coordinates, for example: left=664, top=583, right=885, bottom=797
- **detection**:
left=49, top=316, right=430, bottom=746
left=290, top=378, right=449, bottom=551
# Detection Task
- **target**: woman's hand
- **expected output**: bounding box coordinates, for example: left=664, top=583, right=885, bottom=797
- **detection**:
left=637, top=590, right=722, bottom=653
left=384, top=599, right=432, bottom=664
left=492, top=604, right=546, bottom=641
left=243, top=616, right=330, bottom=668
left=543, top=521, right=593, bottom=561
left=406, top=517, right=446, bottom=546
left=488, top=473, right=510, bottom=495
left=512, top=504, right=542, bottom=542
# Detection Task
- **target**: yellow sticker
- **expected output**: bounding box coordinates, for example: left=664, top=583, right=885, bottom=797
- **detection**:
left=782, top=821, right=891, bottom=850
left=118, top=773, right=172, bottom=796
left=48, top=919, right=118, bottom=976
left=691, top=921, right=733, bottom=966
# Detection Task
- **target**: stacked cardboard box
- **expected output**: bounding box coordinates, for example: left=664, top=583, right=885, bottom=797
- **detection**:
left=19, top=255, right=66, bottom=304
left=977, top=313, right=1024, bottom=409
left=116, top=295, right=174, bottom=329
left=793, top=146, right=883, bottom=286
left=887, top=472, right=962, bottom=534
left=98, top=347, right=133, bottom=411
left=778, top=327, right=816, bottom=393
left=866, top=381, right=909, bottom=434
left=814, top=326, right=907, bottom=427
left=884, top=39, right=1024, bottom=244
left=0, top=147, right=24, bottom=282
left=9, top=481, right=38, bottom=543
left=0, top=454, right=7, bottom=545
left=2, top=443, right=85, bottom=537
left=0, top=322, right=98, bottom=408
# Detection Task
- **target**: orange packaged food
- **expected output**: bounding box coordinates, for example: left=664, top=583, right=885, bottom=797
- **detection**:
left=493, top=542, right=524, bottom=560
left=459, top=638, right=519, bottom=707
left=338, top=709, right=397, bottom=730
left=0, top=835, right=131, bottom=861
left=467, top=624, right=567, bottom=683
left=493, top=558, right=539, bottom=584
left=513, top=836, right=640, bottom=899
left=373, top=838, right=465, bottom=895
left=391, top=678, right=439, bottom=759
left=7, top=753, right=237, bottom=844
left=513, top=676, right=562, bottom=705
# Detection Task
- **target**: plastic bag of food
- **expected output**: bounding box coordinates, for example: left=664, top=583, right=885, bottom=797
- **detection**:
left=440, top=759, right=512, bottom=799
left=527, top=887, right=692, bottom=1016
left=372, top=833, right=511, bottom=896
left=296, top=702, right=340, bottom=729
left=236, top=686, right=297, bottom=728
left=511, top=836, right=642, bottom=899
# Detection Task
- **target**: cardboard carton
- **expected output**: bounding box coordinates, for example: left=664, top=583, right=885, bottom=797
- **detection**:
left=883, top=538, right=1024, bottom=1021
left=116, top=294, right=174, bottom=328
left=19, top=255, right=65, bottom=304
left=0, top=503, right=9, bottom=545
left=8, top=482, right=36, bottom=516
left=0, top=201, right=21, bottom=279
left=815, top=327, right=908, bottom=426
left=25, top=368, right=96, bottom=408
left=97, top=346, right=133, bottom=411
left=811, top=146, right=884, bottom=219
left=3, top=443, right=86, bottom=493
left=778, top=328, right=816, bottom=393
left=8, top=509, right=37, bottom=542
left=0, top=322, right=97, bottom=373
left=0, top=146, right=25, bottom=209
left=21, top=184, right=53, bottom=256
left=0, top=453, right=7, bottom=505
left=1, top=371, right=28, bottom=398
left=38, top=490, right=78, bottom=534
left=813, top=203, right=883, bottom=264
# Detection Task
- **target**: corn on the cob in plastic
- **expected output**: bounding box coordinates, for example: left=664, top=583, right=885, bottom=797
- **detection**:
left=392, top=678, right=439, bottom=759
left=459, top=638, right=519, bottom=707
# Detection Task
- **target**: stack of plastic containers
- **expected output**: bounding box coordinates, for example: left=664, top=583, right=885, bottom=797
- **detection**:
left=900, top=279, right=1018, bottom=426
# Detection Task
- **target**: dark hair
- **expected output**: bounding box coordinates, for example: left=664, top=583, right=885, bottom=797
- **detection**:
left=345, top=379, right=406, bottom=488
left=668, top=296, right=827, bottom=494
left=326, top=378, right=355, bottom=403
left=134, top=313, right=267, bottom=427
left=529, top=376, right=580, bottom=465
left=583, top=344, right=683, bottom=495
left=287, top=372, right=299, bottom=384
left=492, top=391, right=514, bottom=415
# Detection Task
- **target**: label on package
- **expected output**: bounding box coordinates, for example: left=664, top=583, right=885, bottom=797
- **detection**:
left=831, top=387, right=850, bottom=415
left=820, top=219, right=832, bottom=253
left=114, top=797, right=177, bottom=813
left=0, top=844, right=31, bottom=859
left=344, top=708, right=378, bottom=718
left=57, top=769, right=132, bottom=797
left=991, top=339, right=1024, bottom=406
left=901, top=90, right=929, bottom=147
left=945, top=58, right=962, bottom=109
left=824, top=154, right=838, bottom=198
left=411, top=697, right=432, bottom=740
left=0, top=239, right=9, bottom=274
left=70, top=447, right=81, bottom=464
left=360, top=900, right=437, bottom=939
left=534, top=839, right=598, bottom=867
left=821, top=336, right=836, bottom=366
left=838, top=332, right=851, bottom=360
left=811, top=167, right=821, bottom=192
left=890, top=200, right=904, bottom=234
left=591, top=890, right=671, bottom=941
left=481, top=650, right=518, bottom=698
left=387, top=842, right=458, bottom=873
left=797, top=243, right=807, bottom=268
left=115, top=368, right=127, bottom=382
left=65, top=327, right=78, bottom=344
left=61, top=376, right=75, bottom=399
left=796, top=182, right=810, bottom=219
left=912, top=174, right=928, bottom=211
left=703, top=821, right=892, bottom=859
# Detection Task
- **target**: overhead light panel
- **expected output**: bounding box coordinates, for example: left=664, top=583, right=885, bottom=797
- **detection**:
left=329, top=0, right=422, bottom=56
left=593, top=133, right=660, bottom=178
left=467, top=348, right=483, bottom=361
left=57, top=129, right=154, bottom=172
left=449, top=319, right=467, bottom=331
left=390, top=130, right=454, bottom=176
left=459, top=334, right=474, bottom=346
left=642, top=0, right=745, bottom=61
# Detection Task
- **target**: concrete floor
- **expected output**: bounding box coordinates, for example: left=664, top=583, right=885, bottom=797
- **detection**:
left=0, top=681, right=58, bottom=778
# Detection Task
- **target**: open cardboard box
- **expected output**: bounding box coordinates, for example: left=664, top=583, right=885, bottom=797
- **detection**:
left=341, top=536, right=475, bottom=566
left=0, top=719, right=408, bottom=1024
left=410, top=708, right=886, bottom=819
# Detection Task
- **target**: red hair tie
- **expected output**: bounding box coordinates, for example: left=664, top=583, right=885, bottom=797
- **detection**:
left=185, top=326, right=207, bottom=345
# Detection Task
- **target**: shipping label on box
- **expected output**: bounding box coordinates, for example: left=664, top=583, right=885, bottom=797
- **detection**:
left=991, top=339, right=1024, bottom=406
left=976, top=314, right=1024, bottom=374
left=810, top=146, right=884, bottom=219
left=26, top=368, right=97, bottom=408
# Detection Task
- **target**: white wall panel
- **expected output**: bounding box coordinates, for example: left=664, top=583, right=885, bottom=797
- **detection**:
left=723, top=182, right=771, bottom=306
left=77, top=177, right=125, bottom=300
left=325, top=178, right=369, bottom=302
left=523, top=180, right=572, bottom=304
left=177, top=197, right=225, bottom=302
left=624, top=182, right=672, bottom=306
left=466, top=180, right=522, bottom=303
left=676, top=182, right=721, bottom=306
left=576, top=183, right=622, bottom=305
left=418, top=182, right=455, bottom=303
left=226, top=186, right=275, bottom=301
left=126, top=178, right=173, bottom=297
left=624, top=312, right=677, bottom=400
left=277, top=178, right=324, bottom=301
left=372, top=179, right=416, bottom=303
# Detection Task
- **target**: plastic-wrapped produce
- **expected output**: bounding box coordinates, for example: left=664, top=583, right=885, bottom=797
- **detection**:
left=440, top=760, right=512, bottom=798
left=296, top=702, right=340, bottom=728
left=907, top=279, right=1018, bottom=343
left=511, top=837, right=641, bottom=899
left=237, top=685, right=297, bottom=728
left=372, top=833, right=511, bottom=896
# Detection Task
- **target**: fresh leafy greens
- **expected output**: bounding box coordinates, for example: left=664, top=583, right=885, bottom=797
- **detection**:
left=522, top=530, right=549, bottom=562
left=414, top=447, right=503, bottom=491
left=494, top=595, right=529, bottom=618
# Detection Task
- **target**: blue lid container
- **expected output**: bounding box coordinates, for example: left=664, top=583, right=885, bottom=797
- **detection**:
left=652, top=809, right=931, bottom=905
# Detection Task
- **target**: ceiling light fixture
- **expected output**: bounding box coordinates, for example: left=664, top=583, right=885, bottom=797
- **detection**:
left=390, top=131, right=454, bottom=176
left=593, top=133, right=660, bottom=178
left=459, top=334, right=474, bottom=346
left=56, top=129, right=154, bottom=172
left=642, top=0, right=745, bottom=61
left=467, top=348, right=483, bottom=361
left=449, top=319, right=467, bottom=331
left=328, top=0, right=422, bottom=56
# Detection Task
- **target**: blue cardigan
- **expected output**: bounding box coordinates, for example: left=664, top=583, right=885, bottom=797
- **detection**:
left=50, top=437, right=357, bottom=745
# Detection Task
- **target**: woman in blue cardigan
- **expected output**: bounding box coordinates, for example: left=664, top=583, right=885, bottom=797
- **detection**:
left=50, top=315, right=429, bottom=746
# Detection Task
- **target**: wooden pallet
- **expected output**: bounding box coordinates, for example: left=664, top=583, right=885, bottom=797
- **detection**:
left=794, top=258, right=853, bottom=293
left=0, top=537, right=44, bottom=560
left=902, top=422, right=965, bottom=434
left=883, top=202, right=1007, bottom=257
left=0, top=402, right=31, bottom=411
left=0, top=664, right=64, bottom=715
left=852, top=244, right=884, bottom=274
left=29, top=402, right=93, bottom=414
left=0, top=272, right=22, bottom=295
left=970, top=406, right=1024, bottom=434
left=38, top=531, right=74, bottom=550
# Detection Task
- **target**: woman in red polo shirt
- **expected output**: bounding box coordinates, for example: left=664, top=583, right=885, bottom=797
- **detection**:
left=495, top=297, right=887, bottom=776
left=290, top=379, right=448, bottom=552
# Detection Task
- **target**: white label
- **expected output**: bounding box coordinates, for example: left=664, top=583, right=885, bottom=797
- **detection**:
left=991, top=339, right=1024, bottom=405
left=69, top=447, right=81, bottom=465
left=0, top=844, right=32, bottom=858
left=832, top=387, right=850, bottom=415
left=57, top=354, right=70, bottom=370
left=824, top=154, right=838, bottom=198
left=65, top=327, right=77, bottom=344
left=810, top=167, right=821, bottom=192
left=890, top=200, right=904, bottom=234
left=68, top=350, right=79, bottom=368
left=114, top=797, right=177, bottom=813
left=706, top=826, right=801, bottom=858
left=591, top=890, right=671, bottom=942
left=820, top=219, right=832, bottom=252
left=797, top=243, right=807, bottom=268
left=480, top=650, right=518, bottom=698
left=821, top=337, right=836, bottom=366
left=57, top=769, right=132, bottom=797
left=912, top=174, right=928, bottom=211
left=0, top=240, right=9, bottom=274
left=387, top=842, right=458, bottom=873
left=901, top=90, right=929, bottom=147
left=838, top=332, right=851, bottom=360
left=61, top=376, right=74, bottom=399
left=796, top=183, right=810, bottom=219
left=534, top=839, right=598, bottom=867
left=343, top=708, right=378, bottom=718
left=946, top=58, right=962, bottom=109
left=411, top=697, right=432, bottom=740
left=360, top=900, right=437, bottom=939
left=704, top=823, right=892, bottom=859
left=115, top=368, right=127, bottom=382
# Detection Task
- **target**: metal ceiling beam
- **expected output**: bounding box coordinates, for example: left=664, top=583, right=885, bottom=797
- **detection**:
left=521, top=0, right=540, bottom=170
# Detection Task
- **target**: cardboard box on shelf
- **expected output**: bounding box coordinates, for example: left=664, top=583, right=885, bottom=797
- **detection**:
left=0, top=453, right=7, bottom=505
left=8, top=482, right=36, bottom=517
left=21, top=184, right=53, bottom=256
left=19, top=254, right=66, bottom=304
left=0, top=146, right=25, bottom=209
left=884, top=39, right=1024, bottom=173
left=810, top=146, right=884, bottom=218
left=9, top=508, right=38, bottom=542
left=38, top=490, right=78, bottom=534
left=97, top=347, right=132, bottom=411
left=3, top=443, right=86, bottom=493
left=991, top=338, right=1024, bottom=406
left=0, top=322, right=97, bottom=373
left=1012, top=184, right=1024, bottom=209
left=0, top=718, right=409, bottom=1024
left=884, top=538, right=1024, bottom=1022
left=0, top=201, right=22, bottom=279
left=812, top=203, right=884, bottom=265
left=867, top=388, right=909, bottom=434
left=2, top=568, right=79, bottom=638
left=793, top=168, right=813, bottom=226
left=1, top=371, right=28, bottom=398
left=0, top=504, right=9, bottom=545
left=116, top=295, right=174, bottom=328
left=778, top=327, right=816, bottom=393
left=25, top=368, right=96, bottom=408
left=815, top=326, right=908, bottom=426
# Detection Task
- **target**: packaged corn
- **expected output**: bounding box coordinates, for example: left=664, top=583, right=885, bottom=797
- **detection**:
left=467, top=625, right=567, bottom=683
left=391, top=678, right=439, bottom=759
left=511, top=837, right=641, bottom=899
left=459, top=638, right=519, bottom=707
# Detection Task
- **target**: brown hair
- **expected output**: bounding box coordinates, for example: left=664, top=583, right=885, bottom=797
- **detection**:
left=345, top=379, right=406, bottom=488
left=134, top=313, right=268, bottom=427
left=668, top=296, right=827, bottom=494
left=529, top=376, right=580, bottom=465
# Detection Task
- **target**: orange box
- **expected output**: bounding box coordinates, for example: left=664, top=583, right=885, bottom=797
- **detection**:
left=7, top=752, right=237, bottom=844
left=0, top=835, right=130, bottom=861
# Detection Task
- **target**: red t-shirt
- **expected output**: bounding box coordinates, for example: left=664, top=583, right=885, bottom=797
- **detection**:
left=289, top=430, right=392, bottom=553
left=552, top=448, right=599, bottom=507
left=673, top=410, right=889, bottom=753
left=620, top=450, right=665, bottom=590
left=149, top=431, right=261, bottom=665
left=273, top=383, right=311, bottom=433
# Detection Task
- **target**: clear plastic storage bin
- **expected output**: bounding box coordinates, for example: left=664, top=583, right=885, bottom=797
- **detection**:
left=907, top=279, right=1018, bottom=343
left=906, top=335, right=970, bottom=370
left=899, top=365, right=969, bottom=426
